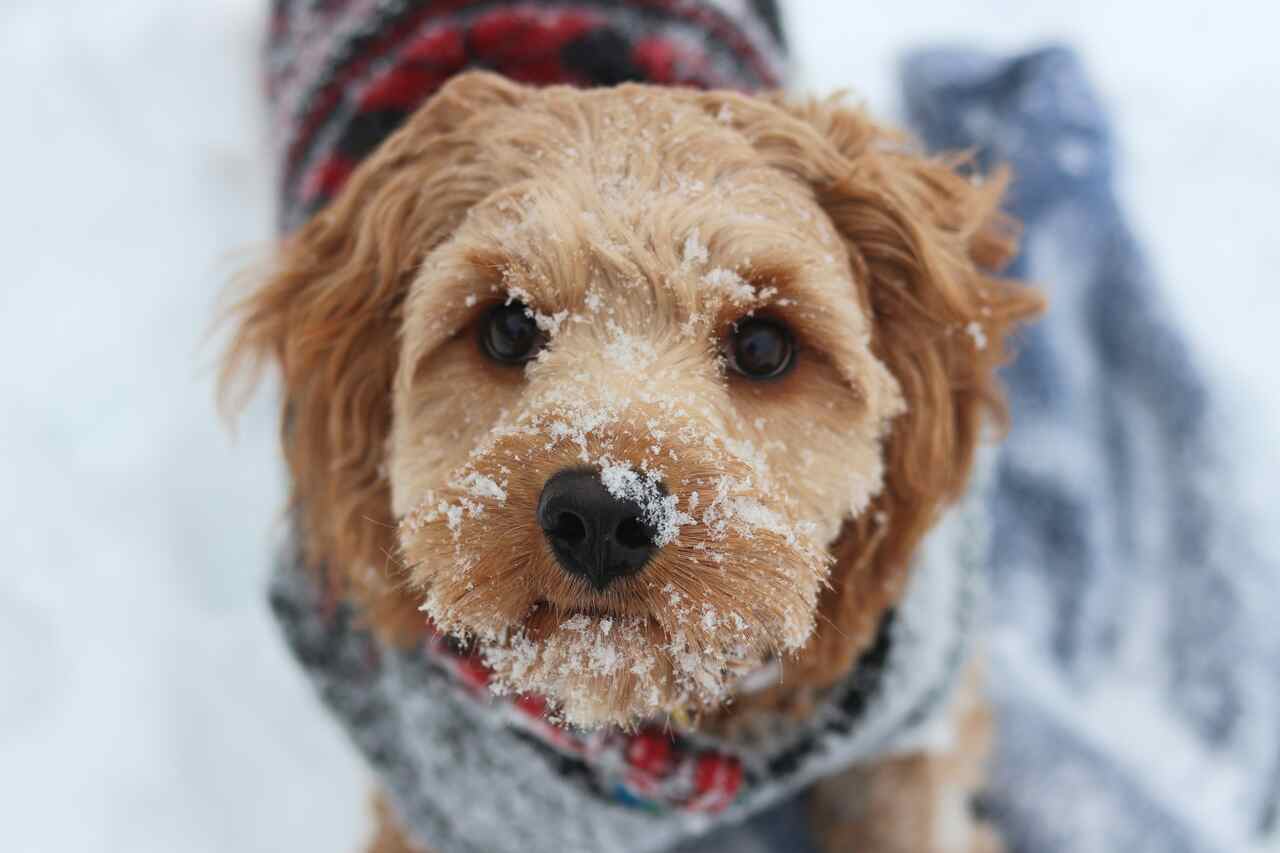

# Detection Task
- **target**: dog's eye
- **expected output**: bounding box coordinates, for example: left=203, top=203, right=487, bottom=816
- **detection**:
left=480, top=302, right=545, bottom=364
left=727, top=318, right=795, bottom=380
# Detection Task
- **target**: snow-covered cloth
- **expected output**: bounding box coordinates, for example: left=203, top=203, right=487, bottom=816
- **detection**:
left=269, top=474, right=987, bottom=852
left=901, top=46, right=1280, bottom=853
left=265, top=0, right=787, bottom=233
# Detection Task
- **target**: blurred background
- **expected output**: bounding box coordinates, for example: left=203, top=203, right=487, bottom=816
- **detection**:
left=1, top=1, right=1276, bottom=851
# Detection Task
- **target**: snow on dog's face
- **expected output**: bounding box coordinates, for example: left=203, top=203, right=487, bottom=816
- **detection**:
left=389, top=98, right=903, bottom=727
left=224, top=73, right=1040, bottom=730
left=389, top=147, right=901, bottom=722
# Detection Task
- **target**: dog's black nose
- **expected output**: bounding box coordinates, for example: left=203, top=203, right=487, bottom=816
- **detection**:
left=537, top=468, right=659, bottom=591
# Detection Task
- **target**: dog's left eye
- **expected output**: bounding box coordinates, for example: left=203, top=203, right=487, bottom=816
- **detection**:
left=726, top=317, right=796, bottom=380
left=480, top=302, right=545, bottom=364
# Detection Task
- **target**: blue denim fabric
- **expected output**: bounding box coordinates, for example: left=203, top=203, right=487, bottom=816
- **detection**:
left=688, top=45, right=1279, bottom=853
left=902, top=46, right=1280, bottom=853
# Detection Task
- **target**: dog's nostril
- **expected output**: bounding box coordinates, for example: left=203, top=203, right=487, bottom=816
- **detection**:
left=552, top=511, right=587, bottom=543
left=614, top=515, right=651, bottom=550
left=537, top=467, right=661, bottom=590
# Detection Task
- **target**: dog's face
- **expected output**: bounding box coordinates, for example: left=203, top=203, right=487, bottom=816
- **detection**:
left=389, top=92, right=905, bottom=725
left=225, top=73, right=1040, bottom=730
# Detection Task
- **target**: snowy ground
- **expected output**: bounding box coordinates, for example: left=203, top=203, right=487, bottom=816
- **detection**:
left=1, top=2, right=1276, bottom=851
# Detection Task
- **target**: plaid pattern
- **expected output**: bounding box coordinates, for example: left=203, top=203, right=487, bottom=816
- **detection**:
left=266, top=0, right=788, bottom=232
left=425, top=622, right=748, bottom=814
left=269, top=473, right=985, bottom=850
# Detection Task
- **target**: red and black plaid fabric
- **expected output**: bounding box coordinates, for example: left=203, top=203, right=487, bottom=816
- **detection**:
left=424, top=620, right=747, bottom=813
left=266, top=0, right=788, bottom=232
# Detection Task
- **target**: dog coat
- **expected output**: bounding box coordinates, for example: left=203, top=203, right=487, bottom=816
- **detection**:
left=270, top=479, right=986, bottom=852
left=267, top=0, right=788, bottom=233
left=262, top=5, right=985, bottom=849
left=261, top=4, right=1280, bottom=847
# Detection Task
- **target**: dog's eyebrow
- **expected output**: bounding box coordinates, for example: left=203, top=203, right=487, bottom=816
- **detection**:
left=737, top=260, right=797, bottom=296
left=459, top=245, right=569, bottom=311
left=727, top=255, right=875, bottom=403
left=730, top=254, right=856, bottom=326
left=463, top=247, right=513, bottom=281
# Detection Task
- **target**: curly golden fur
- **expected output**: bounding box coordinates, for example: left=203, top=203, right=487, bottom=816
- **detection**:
left=222, top=72, right=1041, bottom=851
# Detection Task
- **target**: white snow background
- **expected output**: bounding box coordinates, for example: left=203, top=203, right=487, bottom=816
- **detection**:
left=1, top=2, right=1276, bottom=851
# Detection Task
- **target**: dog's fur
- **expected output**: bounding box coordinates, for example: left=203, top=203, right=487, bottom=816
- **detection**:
left=223, top=72, right=1041, bottom=851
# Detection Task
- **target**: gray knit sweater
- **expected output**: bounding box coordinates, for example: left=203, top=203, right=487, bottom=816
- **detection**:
left=269, top=477, right=988, bottom=852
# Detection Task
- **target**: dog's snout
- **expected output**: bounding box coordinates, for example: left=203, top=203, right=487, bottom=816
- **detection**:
left=537, top=468, right=659, bottom=591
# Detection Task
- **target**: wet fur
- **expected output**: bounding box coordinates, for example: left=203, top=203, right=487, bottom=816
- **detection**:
left=223, top=73, right=1041, bottom=851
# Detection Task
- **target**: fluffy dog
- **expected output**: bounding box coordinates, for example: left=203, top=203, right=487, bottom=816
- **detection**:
left=225, top=70, right=1040, bottom=852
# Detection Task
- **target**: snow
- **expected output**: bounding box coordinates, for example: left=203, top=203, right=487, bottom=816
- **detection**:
left=702, top=267, right=760, bottom=307
left=1, top=1, right=1277, bottom=851
left=459, top=472, right=508, bottom=504
left=602, top=319, right=659, bottom=371
left=598, top=460, right=689, bottom=547
left=681, top=228, right=710, bottom=267
left=963, top=321, right=988, bottom=351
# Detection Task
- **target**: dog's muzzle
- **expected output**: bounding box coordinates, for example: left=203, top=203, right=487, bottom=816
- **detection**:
left=537, top=468, right=660, bottom=591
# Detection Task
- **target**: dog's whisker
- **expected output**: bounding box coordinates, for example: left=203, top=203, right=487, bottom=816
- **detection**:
left=813, top=608, right=850, bottom=639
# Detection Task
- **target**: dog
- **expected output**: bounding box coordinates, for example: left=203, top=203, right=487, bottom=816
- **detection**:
left=223, top=9, right=1041, bottom=851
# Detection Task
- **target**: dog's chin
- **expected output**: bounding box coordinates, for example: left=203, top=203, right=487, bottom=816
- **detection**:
left=405, top=521, right=825, bottom=728
left=397, top=417, right=831, bottom=728
left=466, top=600, right=782, bottom=729
left=404, top=517, right=826, bottom=728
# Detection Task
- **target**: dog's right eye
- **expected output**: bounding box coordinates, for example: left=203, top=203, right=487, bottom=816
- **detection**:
left=479, top=302, right=545, bottom=364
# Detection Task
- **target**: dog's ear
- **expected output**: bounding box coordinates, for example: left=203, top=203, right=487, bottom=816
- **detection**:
left=220, top=72, right=530, bottom=618
left=703, top=92, right=1044, bottom=691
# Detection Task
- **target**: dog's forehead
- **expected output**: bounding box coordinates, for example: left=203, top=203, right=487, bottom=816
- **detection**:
left=484, top=182, right=846, bottom=308
left=401, top=89, right=878, bottom=386
left=462, top=111, right=862, bottom=324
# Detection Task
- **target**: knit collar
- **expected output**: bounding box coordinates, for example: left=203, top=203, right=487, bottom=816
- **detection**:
left=268, top=479, right=985, bottom=851
left=410, top=607, right=896, bottom=813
